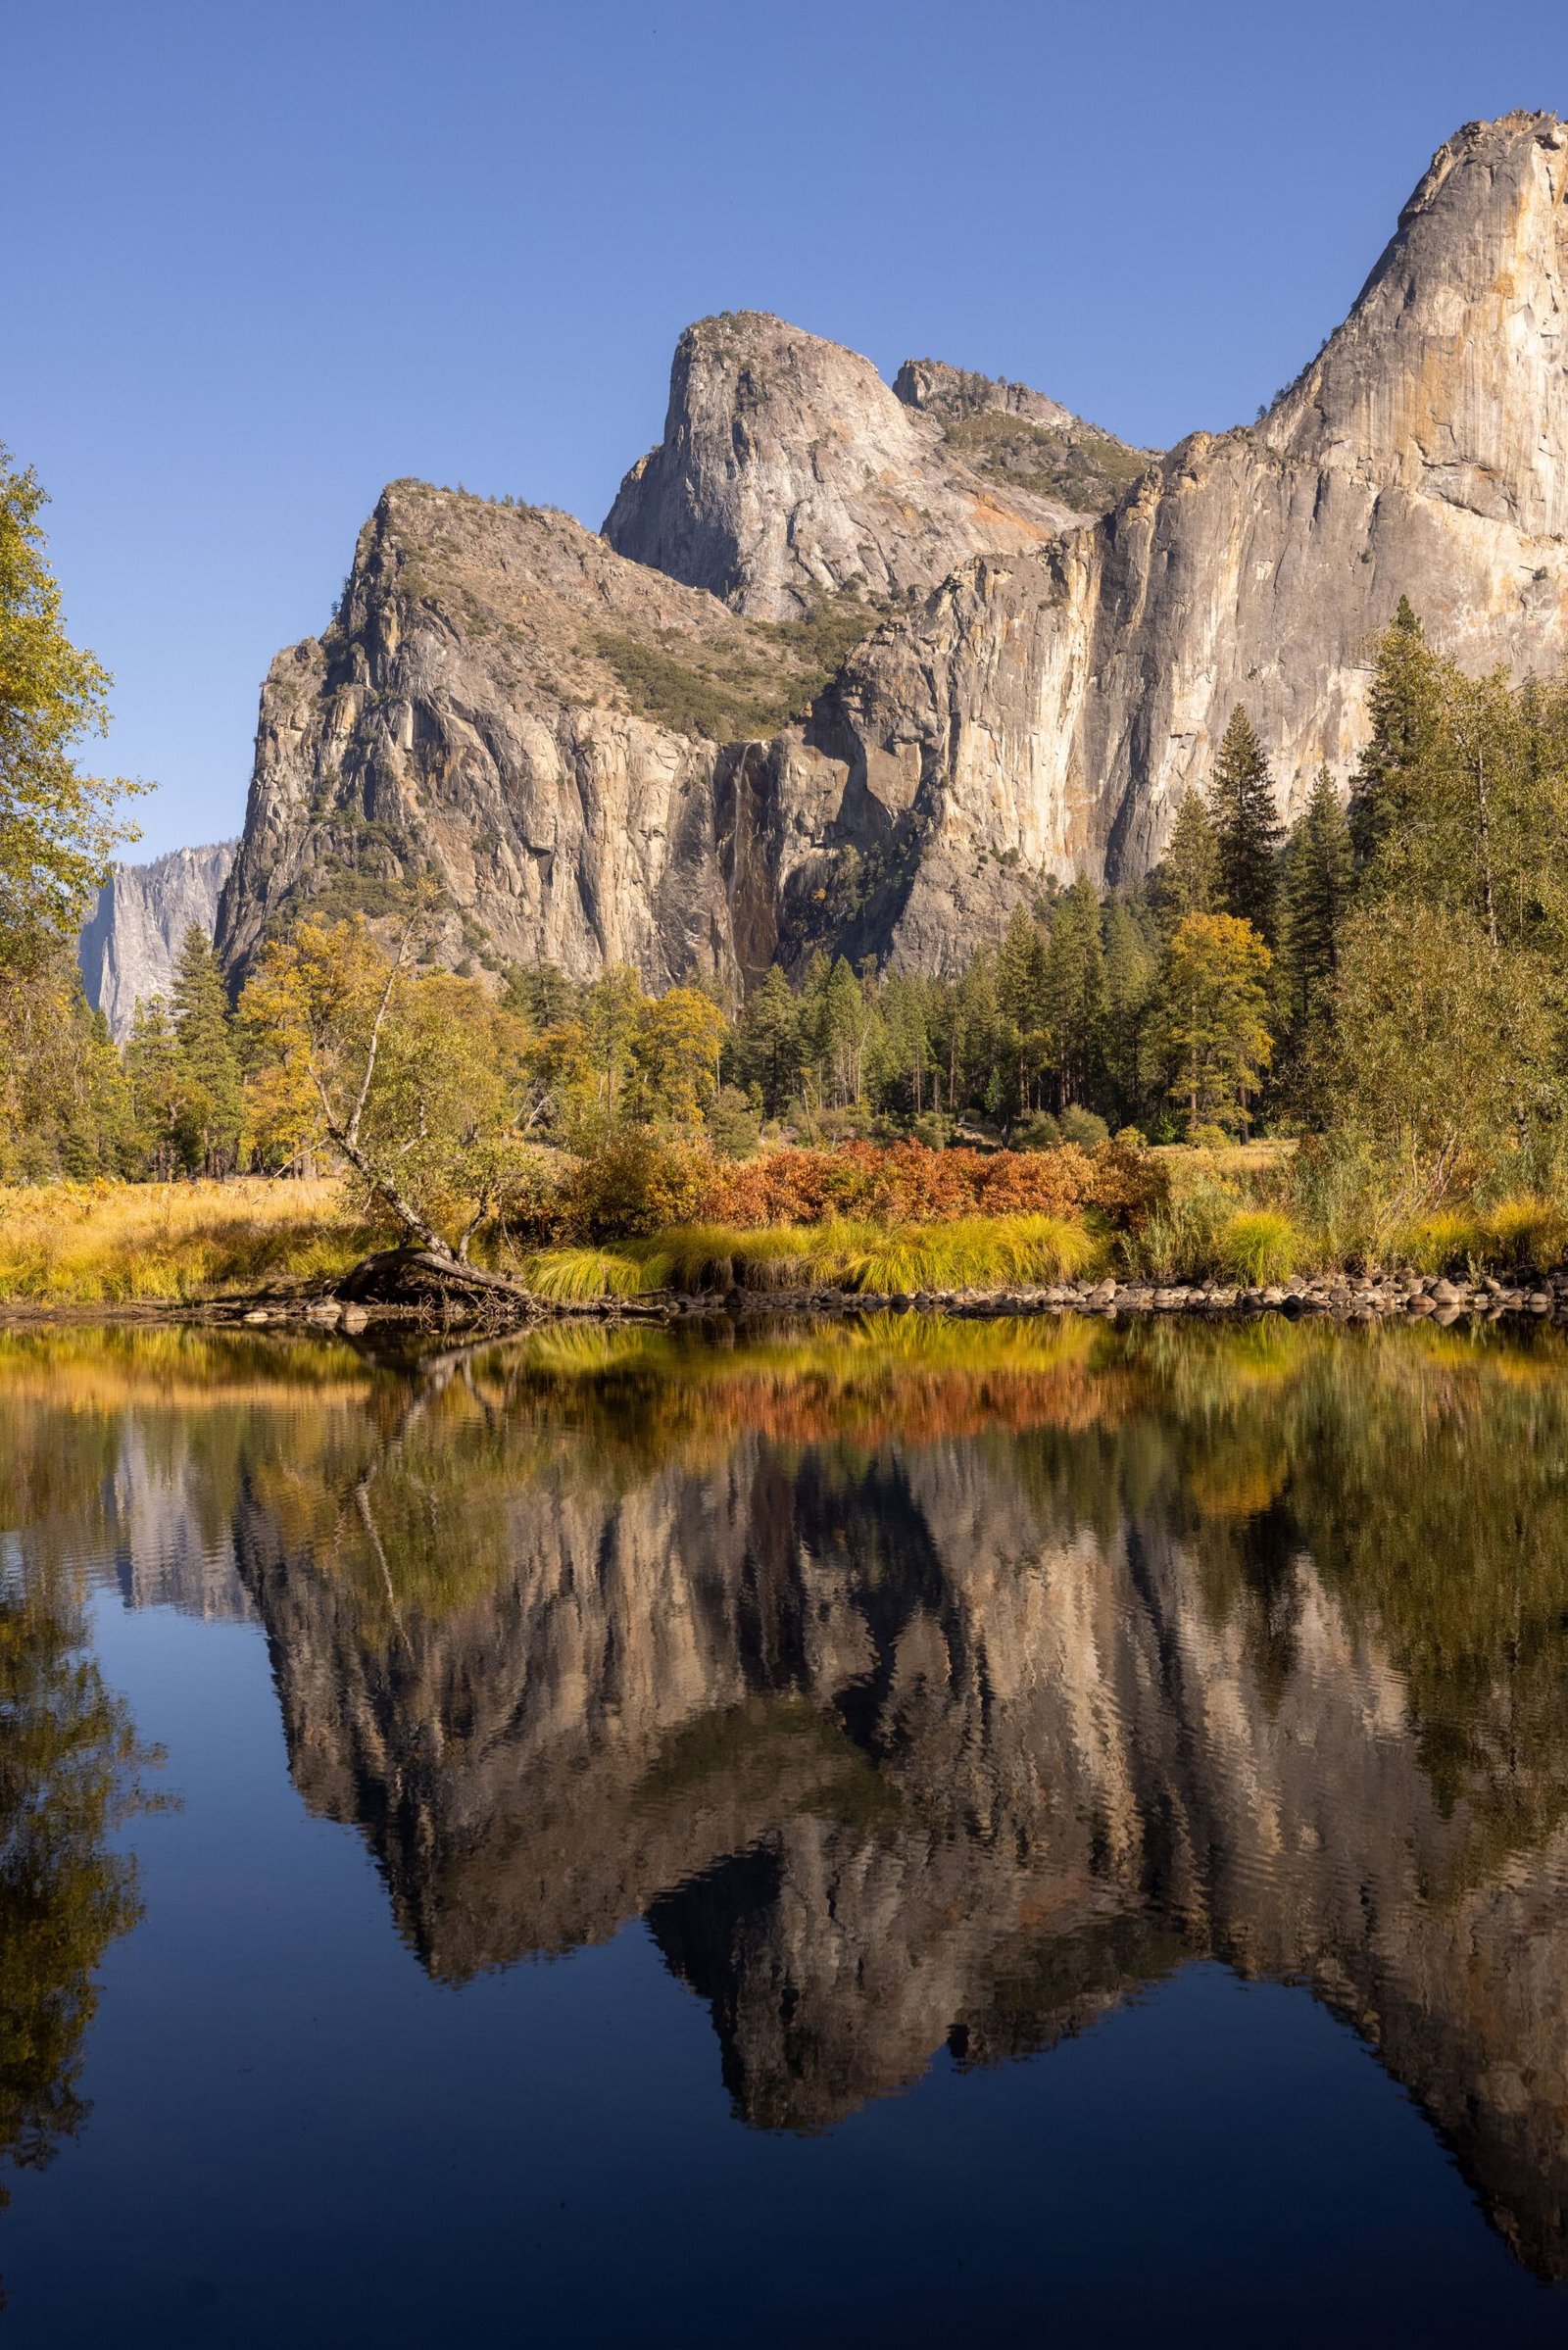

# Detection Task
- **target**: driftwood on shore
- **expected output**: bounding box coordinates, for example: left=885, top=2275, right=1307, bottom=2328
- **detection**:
left=335, top=1248, right=540, bottom=1316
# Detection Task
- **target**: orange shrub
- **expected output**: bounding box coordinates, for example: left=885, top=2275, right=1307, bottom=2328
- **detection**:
left=698, top=1141, right=1161, bottom=1231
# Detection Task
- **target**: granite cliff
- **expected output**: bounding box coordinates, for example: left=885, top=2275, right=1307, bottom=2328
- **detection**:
left=216, top=111, right=1568, bottom=988
left=601, top=311, right=1145, bottom=617
left=79, top=840, right=235, bottom=1041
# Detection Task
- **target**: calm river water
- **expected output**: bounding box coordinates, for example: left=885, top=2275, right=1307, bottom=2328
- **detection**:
left=3, top=1314, right=1568, bottom=2346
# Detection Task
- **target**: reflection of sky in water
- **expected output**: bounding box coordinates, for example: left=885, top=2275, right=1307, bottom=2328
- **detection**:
left=3, top=1317, right=1568, bottom=2346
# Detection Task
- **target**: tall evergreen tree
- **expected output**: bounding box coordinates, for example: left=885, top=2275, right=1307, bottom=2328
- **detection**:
left=1280, top=767, right=1353, bottom=1030
left=1102, top=899, right=1158, bottom=1123
left=172, top=926, right=243, bottom=1173
left=997, top=903, right=1049, bottom=1111
left=1348, top=600, right=1441, bottom=865
left=1042, top=878, right=1105, bottom=1108
left=1157, top=789, right=1221, bottom=923
left=125, top=997, right=183, bottom=1179
left=727, top=963, right=803, bottom=1114
left=1210, top=705, right=1283, bottom=942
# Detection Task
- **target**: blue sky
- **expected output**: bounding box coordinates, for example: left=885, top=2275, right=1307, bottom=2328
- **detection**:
left=5, top=0, right=1566, bottom=857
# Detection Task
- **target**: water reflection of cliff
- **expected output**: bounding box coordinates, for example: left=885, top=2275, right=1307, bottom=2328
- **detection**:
left=6, top=1319, right=1568, bottom=2278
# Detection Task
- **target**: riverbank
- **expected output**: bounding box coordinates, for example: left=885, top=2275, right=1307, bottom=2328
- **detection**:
left=7, top=1262, right=1568, bottom=1334
left=7, top=1169, right=1568, bottom=1333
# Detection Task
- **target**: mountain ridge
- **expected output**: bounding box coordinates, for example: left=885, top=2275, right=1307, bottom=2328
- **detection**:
left=212, top=110, right=1568, bottom=992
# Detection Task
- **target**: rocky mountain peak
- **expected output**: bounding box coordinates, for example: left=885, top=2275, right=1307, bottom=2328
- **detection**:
left=894, top=357, right=1073, bottom=430
left=1262, top=110, right=1568, bottom=539
left=213, top=111, right=1568, bottom=992
left=601, top=310, right=1123, bottom=619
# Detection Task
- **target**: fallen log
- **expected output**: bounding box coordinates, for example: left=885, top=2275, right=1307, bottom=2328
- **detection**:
left=336, top=1248, right=539, bottom=1315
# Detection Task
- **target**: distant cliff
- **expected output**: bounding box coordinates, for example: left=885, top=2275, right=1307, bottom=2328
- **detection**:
left=79, top=840, right=235, bottom=1041
left=215, top=111, right=1568, bottom=988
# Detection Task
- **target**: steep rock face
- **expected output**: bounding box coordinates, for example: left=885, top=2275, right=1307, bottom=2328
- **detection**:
left=78, top=840, right=235, bottom=1041
left=601, top=312, right=1126, bottom=619
left=821, top=110, right=1568, bottom=921
left=219, top=113, right=1568, bottom=986
left=214, top=484, right=858, bottom=991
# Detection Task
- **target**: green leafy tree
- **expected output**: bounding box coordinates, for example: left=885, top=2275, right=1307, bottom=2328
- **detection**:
left=0, top=968, right=133, bottom=1181
left=630, top=985, right=728, bottom=1124
left=1152, top=911, right=1273, bottom=1137
left=584, top=966, right=646, bottom=1118
left=1322, top=903, right=1559, bottom=1215
left=0, top=446, right=144, bottom=974
left=238, top=915, right=530, bottom=1257
left=1210, top=705, right=1283, bottom=943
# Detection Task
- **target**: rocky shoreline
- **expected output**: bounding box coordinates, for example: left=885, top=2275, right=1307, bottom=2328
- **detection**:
left=11, top=1263, right=1565, bottom=1338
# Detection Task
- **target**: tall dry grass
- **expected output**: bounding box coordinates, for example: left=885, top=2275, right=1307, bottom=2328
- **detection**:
left=0, top=1179, right=378, bottom=1303
left=520, top=1213, right=1102, bottom=1300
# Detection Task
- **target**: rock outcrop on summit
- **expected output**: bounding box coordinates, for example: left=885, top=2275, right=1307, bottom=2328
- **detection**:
left=601, top=312, right=1140, bottom=618
left=217, top=112, right=1568, bottom=989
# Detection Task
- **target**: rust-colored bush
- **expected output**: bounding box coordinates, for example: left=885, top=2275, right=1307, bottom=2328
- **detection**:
left=697, top=1140, right=1162, bottom=1232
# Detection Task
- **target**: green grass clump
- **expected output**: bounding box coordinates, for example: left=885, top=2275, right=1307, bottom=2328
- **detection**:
left=638, top=1224, right=817, bottom=1294
left=840, top=1213, right=1098, bottom=1295
left=1482, top=1195, right=1568, bottom=1275
left=520, top=1213, right=1101, bottom=1302
left=1215, top=1209, right=1302, bottom=1286
left=521, top=1247, right=653, bottom=1301
left=1123, top=1180, right=1232, bottom=1283
left=1394, top=1210, right=1486, bottom=1277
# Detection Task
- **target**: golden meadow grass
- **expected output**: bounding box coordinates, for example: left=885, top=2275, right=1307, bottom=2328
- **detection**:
left=0, top=1178, right=377, bottom=1303
left=6, top=1166, right=1568, bottom=1311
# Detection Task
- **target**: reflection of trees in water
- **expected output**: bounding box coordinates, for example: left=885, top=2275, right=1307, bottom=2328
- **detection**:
left=7, top=1315, right=1568, bottom=2275
left=0, top=1559, right=152, bottom=2298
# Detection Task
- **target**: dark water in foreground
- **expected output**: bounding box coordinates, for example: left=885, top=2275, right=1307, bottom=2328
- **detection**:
left=3, top=1315, right=1568, bottom=2347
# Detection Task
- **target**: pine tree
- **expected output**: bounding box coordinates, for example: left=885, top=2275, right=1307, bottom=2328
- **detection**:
left=1348, top=600, right=1441, bottom=865
left=125, top=997, right=183, bottom=1178
left=728, top=964, right=803, bottom=1115
left=1042, top=878, right=1105, bottom=1109
left=1280, top=767, right=1352, bottom=1029
left=1102, top=899, right=1157, bottom=1123
left=1210, top=705, right=1283, bottom=942
left=997, top=903, right=1048, bottom=1111
left=1158, top=789, right=1220, bottom=923
left=172, top=925, right=243, bottom=1173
